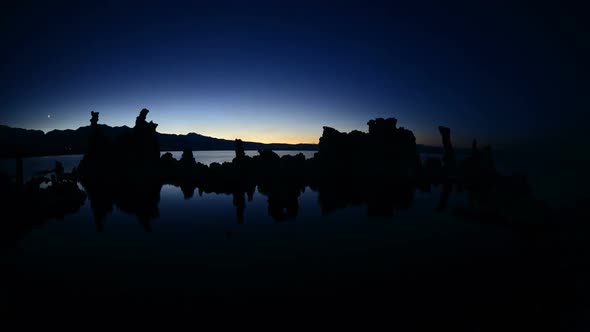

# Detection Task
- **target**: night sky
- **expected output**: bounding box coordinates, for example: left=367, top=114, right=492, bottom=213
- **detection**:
left=1, top=1, right=588, bottom=146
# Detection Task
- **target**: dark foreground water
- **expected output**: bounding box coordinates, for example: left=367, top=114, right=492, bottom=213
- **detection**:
left=1, top=151, right=589, bottom=328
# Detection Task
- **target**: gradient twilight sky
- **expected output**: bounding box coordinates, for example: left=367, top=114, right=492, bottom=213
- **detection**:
left=1, top=1, right=588, bottom=146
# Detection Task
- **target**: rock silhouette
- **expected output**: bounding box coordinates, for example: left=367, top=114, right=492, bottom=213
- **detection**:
left=315, top=117, right=420, bottom=181
left=76, top=109, right=164, bottom=230
left=438, top=126, right=455, bottom=173
left=234, top=139, right=246, bottom=162
left=133, top=108, right=160, bottom=164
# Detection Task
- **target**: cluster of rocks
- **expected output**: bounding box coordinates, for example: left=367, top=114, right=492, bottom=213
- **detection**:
left=0, top=108, right=578, bottom=239
left=74, top=110, right=538, bottom=223
left=7, top=109, right=540, bottom=227
left=79, top=111, right=503, bottom=187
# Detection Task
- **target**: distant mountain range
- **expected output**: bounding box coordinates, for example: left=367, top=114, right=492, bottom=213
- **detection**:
left=0, top=124, right=446, bottom=158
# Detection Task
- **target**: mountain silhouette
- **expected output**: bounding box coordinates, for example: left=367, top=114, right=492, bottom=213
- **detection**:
left=0, top=123, right=454, bottom=158
left=0, top=124, right=318, bottom=158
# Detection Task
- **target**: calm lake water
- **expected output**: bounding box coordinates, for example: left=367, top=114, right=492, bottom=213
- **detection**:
left=2, top=150, right=589, bottom=327
left=0, top=150, right=495, bottom=297
left=1, top=149, right=583, bottom=207
left=0, top=150, right=479, bottom=282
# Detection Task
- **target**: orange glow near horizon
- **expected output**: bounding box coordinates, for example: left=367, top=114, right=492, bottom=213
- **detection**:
left=163, top=128, right=321, bottom=145
left=161, top=127, right=442, bottom=146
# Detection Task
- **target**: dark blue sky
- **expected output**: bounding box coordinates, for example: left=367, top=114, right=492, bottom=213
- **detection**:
left=1, top=1, right=588, bottom=145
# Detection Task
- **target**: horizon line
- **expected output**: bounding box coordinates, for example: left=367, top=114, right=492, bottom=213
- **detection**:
left=1, top=122, right=449, bottom=147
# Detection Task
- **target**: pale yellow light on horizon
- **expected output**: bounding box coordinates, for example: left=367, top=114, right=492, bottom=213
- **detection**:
left=159, top=126, right=442, bottom=146
left=162, top=130, right=446, bottom=146
left=232, top=134, right=319, bottom=145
